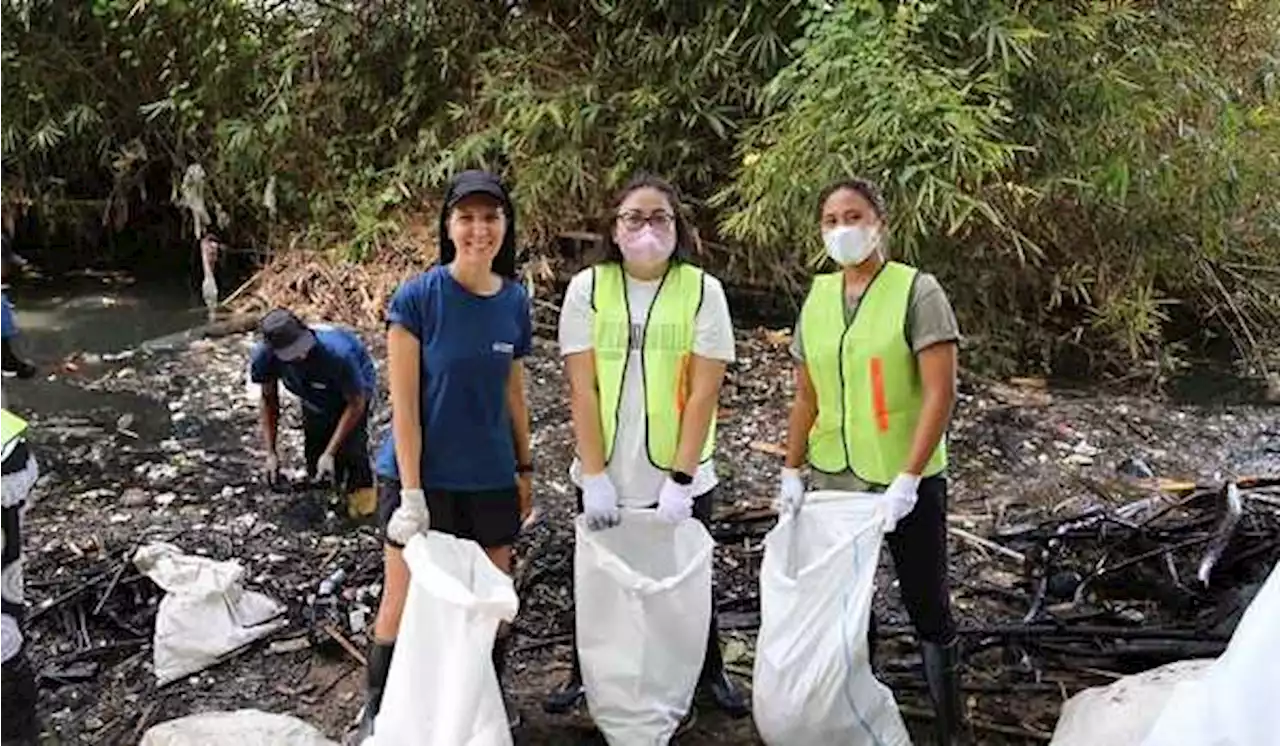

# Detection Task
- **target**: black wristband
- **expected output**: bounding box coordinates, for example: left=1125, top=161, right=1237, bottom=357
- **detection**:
left=516, top=462, right=534, bottom=475
left=670, top=470, right=693, bottom=486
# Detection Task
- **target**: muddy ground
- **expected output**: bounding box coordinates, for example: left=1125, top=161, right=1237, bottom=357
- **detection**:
left=12, top=317, right=1280, bottom=745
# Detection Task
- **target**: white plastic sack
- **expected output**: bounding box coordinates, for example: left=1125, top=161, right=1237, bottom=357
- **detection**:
left=1141, top=561, right=1280, bottom=746
left=133, top=543, right=286, bottom=686
left=575, top=511, right=715, bottom=745
left=373, top=531, right=519, bottom=746
left=139, top=709, right=335, bottom=746
left=753, top=491, right=911, bottom=746
left=1048, top=659, right=1214, bottom=745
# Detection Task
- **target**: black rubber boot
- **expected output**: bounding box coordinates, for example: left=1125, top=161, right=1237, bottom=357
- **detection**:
left=349, top=639, right=395, bottom=745
left=921, top=638, right=969, bottom=745
left=542, top=645, right=584, bottom=714
left=696, top=609, right=749, bottom=718
left=1, top=649, right=40, bottom=745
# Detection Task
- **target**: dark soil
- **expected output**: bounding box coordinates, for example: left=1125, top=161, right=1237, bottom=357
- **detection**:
left=13, top=320, right=1279, bottom=745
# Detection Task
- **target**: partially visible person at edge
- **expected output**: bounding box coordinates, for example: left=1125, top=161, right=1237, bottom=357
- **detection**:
left=2, top=403, right=42, bottom=744
left=352, top=170, right=534, bottom=742
left=776, top=177, right=970, bottom=744
left=543, top=174, right=749, bottom=728
left=2, top=235, right=38, bottom=379
left=248, top=308, right=377, bottom=517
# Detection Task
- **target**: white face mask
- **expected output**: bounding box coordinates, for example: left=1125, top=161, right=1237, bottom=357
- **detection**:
left=823, top=225, right=881, bottom=267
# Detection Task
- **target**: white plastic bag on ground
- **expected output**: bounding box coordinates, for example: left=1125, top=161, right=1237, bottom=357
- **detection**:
left=373, top=531, right=519, bottom=746
left=1048, top=659, right=1213, bottom=745
left=753, top=491, right=911, bottom=746
left=139, top=709, right=335, bottom=746
left=575, top=511, right=715, bottom=745
left=1141, top=561, right=1280, bottom=746
left=133, top=543, right=286, bottom=686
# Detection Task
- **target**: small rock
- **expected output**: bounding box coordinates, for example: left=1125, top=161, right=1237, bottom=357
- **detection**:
left=1117, top=607, right=1146, bottom=624
left=1072, top=439, right=1101, bottom=457
left=84, top=716, right=104, bottom=731
left=269, top=637, right=311, bottom=655
left=1063, top=453, right=1094, bottom=466
left=1117, top=456, right=1155, bottom=479
left=153, top=492, right=177, bottom=507
left=120, top=488, right=149, bottom=507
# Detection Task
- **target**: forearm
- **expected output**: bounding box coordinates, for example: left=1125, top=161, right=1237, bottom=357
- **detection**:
left=259, top=398, right=279, bottom=454
left=673, top=391, right=717, bottom=474
left=324, top=395, right=367, bottom=456
left=570, top=388, right=607, bottom=475
left=505, top=364, right=532, bottom=466
left=785, top=394, right=817, bottom=470
left=903, top=388, right=953, bottom=476
left=392, top=407, right=423, bottom=489
left=388, top=325, right=423, bottom=489
left=509, top=397, right=531, bottom=468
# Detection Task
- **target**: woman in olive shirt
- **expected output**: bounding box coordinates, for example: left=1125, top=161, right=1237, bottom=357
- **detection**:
left=777, top=178, right=969, bottom=744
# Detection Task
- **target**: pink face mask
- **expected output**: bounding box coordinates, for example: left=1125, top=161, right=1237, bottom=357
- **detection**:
left=617, top=226, right=675, bottom=265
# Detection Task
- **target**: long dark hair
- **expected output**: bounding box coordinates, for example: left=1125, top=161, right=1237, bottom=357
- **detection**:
left=438, top=170, right=518, bottom=279
left=601, top=173, right=696, bottom=264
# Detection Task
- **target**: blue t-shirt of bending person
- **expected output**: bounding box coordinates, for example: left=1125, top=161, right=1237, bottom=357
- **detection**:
left=1, top=293, right=17, bottom=339
left=249, top=327, right=376, bottom=417
left=375, top=265, right=532, bottom=491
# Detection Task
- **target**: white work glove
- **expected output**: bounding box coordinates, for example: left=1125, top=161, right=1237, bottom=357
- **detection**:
left=882, top=473, right=921, bottom=532
left=315, top=452, right=336, bottom=483
left=386, top=488, right=430, bottom=545
left=581, top=472, right=621, bottom=531
left=773, top=467, right=806, bottom=516
left=656, top=477, right=694, bottom=524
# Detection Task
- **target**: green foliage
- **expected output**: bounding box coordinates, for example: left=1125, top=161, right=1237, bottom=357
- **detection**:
left=717, top=0, right=1280, bottom=376
left=3, top=0, right=1278, bottom=378
left=425, top=1, right=804, bottom=242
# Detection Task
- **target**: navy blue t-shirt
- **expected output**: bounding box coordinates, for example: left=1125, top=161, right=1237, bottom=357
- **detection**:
left=375, top=266, right=532, bottom=491
left=249, top=327, right=376, bottom=417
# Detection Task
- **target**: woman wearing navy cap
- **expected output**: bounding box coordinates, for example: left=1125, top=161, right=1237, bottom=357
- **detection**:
left=352, top=171, right=534, bottom=741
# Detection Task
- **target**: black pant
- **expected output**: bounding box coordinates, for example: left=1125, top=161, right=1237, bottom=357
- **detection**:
left=302, top=407, right=372, bottom=492
left=883, top=474, right=956, bottom=644
left=2, top=441, right=38, bottom=744
left=566, top=487, right=727, bottom=682
left=1, top=651, right=38, bottom=744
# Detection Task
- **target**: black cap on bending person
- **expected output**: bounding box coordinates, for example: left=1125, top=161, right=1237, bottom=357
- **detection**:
left=260, top=309, right=316, bottom=362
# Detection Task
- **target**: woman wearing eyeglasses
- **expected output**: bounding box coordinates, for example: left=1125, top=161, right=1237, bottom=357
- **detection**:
left=542, top=175, right=749, bottom=724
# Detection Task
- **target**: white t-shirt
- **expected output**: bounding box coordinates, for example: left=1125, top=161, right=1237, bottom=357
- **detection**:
left=559, top=265, right=736, bottom=507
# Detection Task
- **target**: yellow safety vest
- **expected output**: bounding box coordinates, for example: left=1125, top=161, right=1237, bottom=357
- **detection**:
left=800, top=262, right=947, bottom=484
left=1, top=408, right=28, bottom=448
left=591, top=262, right=715, bottom=469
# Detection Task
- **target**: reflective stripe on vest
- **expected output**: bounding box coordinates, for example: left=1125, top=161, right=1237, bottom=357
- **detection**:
left=1, top=408, right=28, bottom=449
left=591, top=262, right=715, bottom=469
left=800, top=262, right=947, bottom=484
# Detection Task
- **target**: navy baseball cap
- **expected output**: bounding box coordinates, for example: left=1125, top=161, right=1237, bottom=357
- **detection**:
left=260, top=309, right=315, bottom=361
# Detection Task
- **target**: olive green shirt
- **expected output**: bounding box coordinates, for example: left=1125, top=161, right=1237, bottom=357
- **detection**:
left=790, top=271, right=960, bottom=490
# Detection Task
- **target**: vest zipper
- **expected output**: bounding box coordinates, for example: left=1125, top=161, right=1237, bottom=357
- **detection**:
left=836, top=263, right=890, bottom=476
left=640, top=266, right=673, bottom=470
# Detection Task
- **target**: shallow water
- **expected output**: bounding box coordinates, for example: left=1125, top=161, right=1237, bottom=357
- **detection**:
left=3, top=273, right=208, bottom=429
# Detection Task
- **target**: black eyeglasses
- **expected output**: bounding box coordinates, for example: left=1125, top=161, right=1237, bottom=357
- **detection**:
left=616, top=211, right=675, bottom=232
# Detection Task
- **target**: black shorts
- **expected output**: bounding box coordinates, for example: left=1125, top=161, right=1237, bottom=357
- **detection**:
left=302, top=408, right=373, bottom=492
left=378, top=479, right=520, bottom=549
